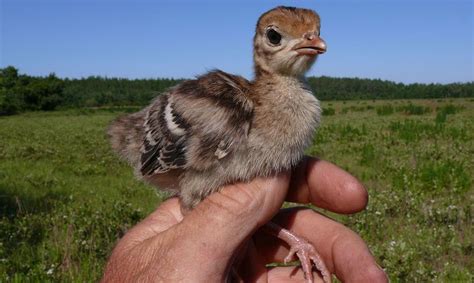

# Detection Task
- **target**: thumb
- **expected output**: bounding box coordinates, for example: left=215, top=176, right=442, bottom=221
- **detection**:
left=194, top=171, right=290, bottom=234
left=170, top=172, right=290, bottom=279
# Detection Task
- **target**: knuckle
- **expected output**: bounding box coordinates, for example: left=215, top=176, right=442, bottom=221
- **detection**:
left=202, top=183, right=261, bottom=221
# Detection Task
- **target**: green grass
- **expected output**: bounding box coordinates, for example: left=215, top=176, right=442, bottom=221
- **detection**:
left=0, top=111, right=162, bottom=281
left=1, top=98, right=473, bottom=282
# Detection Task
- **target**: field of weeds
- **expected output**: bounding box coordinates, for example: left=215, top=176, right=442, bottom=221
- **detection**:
left=1, top=98, right=472, bottom=282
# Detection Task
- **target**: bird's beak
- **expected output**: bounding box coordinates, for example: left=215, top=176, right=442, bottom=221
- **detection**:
left=293, top=37, right=327, bottom=56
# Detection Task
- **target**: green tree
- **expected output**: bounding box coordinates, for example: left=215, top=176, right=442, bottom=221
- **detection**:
left=0, top=66, right=23, bottom=115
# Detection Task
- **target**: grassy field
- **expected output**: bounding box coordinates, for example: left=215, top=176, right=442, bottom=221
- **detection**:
left=1, top=98, right=473, bottom=282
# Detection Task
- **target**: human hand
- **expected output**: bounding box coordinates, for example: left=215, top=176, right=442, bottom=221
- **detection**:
left=101, top=157, right=388, bottom=282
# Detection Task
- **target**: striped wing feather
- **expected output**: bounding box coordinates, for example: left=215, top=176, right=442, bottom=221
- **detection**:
left=140, top=70, right=254, bottom=176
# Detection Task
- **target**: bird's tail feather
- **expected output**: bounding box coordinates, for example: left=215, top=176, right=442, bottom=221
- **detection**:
left=107, top=110, right=146, bottom=167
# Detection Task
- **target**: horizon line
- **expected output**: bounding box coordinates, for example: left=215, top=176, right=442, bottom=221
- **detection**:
left=2, top=65, right=472, bottom=86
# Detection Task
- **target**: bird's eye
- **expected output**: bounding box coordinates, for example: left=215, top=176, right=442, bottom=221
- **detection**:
left=266, top=29, right=282, bottom=45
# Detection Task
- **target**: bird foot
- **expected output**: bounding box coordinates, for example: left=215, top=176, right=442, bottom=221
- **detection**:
left=264, top=222, right=331, bottom=283
left=283, top=235, right=331, bottom=283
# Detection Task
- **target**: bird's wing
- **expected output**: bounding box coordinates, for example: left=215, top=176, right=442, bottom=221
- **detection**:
left=140, top=70, right=254, bottom=176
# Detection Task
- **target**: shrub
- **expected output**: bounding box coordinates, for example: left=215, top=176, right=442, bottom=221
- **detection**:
left=436, top=104, right=463, bottom=115
left=322, top=107, right=335, bottom=116
left=0, top=67, right=65, bottom=115
left=397, top=103, right=431, bottom=115
left=376, top=104, right=394, bottom=116
left=435, top=110, right=447, bottom=125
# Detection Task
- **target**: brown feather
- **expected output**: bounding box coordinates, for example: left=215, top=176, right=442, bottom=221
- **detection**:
left=108, top=7, right=324, bottom=210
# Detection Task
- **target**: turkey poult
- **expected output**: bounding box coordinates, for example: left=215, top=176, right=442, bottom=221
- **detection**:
left=108, top=6, right=330, bottom=283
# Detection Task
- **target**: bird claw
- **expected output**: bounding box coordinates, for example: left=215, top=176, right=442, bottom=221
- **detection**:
left=284, top=237, right=331, bottom=283
left=284, top=249, right=296, bottom=264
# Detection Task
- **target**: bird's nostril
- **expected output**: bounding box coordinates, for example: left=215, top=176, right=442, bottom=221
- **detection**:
left=304, top=32, right=316, bottom=40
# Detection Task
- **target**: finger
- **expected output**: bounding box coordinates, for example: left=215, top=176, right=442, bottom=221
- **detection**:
left=234, top=239, right=269, bottom=282
left=267, top=266, right=325, bottom=283
left=254, top=208, right=387, bottom=283
left=180, top=173, right=290, bottom=250
left=110, top=197, right=182, bottom=252
left=165, top=173, right=290, bottom=279
left=235, top=242, right=325, bottom=283
left=140, top=197, right=183, bottom=231
left=101, top=197, right=184, bottom=282
left=106, top=174, right=290, bottom=282
left=287, top=157, right=368, bottom=213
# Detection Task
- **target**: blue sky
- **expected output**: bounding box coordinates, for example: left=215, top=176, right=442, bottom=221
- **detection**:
left=1, top=0, right=473, bottom=83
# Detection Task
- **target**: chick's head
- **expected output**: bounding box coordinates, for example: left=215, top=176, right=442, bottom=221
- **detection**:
left=254, top=6, right=327, bottom=77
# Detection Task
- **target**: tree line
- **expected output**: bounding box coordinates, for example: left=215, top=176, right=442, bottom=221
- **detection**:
left=1, top=66, right=472, bottom=115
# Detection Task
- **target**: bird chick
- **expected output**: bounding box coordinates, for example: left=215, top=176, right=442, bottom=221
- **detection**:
left=108, top=6, right=329, bottom=283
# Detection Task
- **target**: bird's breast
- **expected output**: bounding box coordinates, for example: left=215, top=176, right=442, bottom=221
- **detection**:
left=246, top=85, right=321, bottom=173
